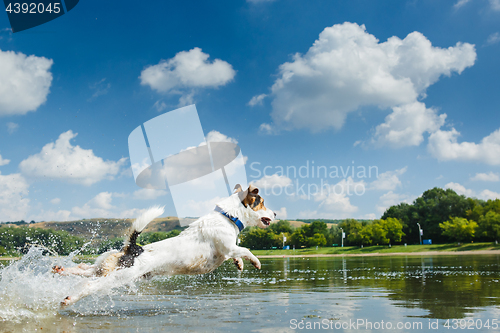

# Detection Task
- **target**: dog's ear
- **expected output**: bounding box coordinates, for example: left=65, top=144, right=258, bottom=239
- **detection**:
left=234, top=184, right=243, bottom=193
left=248, top=184, right=259, bottom=196
left=241, top=185, right=259, bottom=207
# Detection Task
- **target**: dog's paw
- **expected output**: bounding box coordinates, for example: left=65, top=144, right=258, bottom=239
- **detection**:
left=60, top=296, right=73, bottom=307
left=233, top=258, right=244, bottom=271
left=52, top=265, right=65, bottom=274
left=252, top=259, right=261, bottom=270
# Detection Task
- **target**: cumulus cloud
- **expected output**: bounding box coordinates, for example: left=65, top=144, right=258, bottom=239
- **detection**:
left=307, top=177, right=365, bottom=218
left=133, top=188, right=168, bottom=200
left=258, top=22, right=475, bottom=148
left=0, top=172, right=30, bottom=221
left=29, top=209, right=71, bottom=222
left=275, top=207, right=287, bottom=219
left=376, top=191, right=415, bottom=214
left=206, top=130, right=238, bottom=144
left=71, top=192, right=117, bottom=219
left=471, top=172, right=500, bottom=182
left=50, top=197, right=61, bottom=204
left=370, top=167, right=407, bottom=191
left=0, top=49, right=53, bottom=116
left=371, top=102, right=446, bottom=147
left=0, top=153, right=10, bottom=166
left=444, top=182, right=475, bottom=197
left=140, top=48, right=235, bottom=105
left=428, top=127, right=500, bottom=165
left=251, top=173, right=293, bottom=190
left=444, top=182, right=500, bottom=200
left=19, top=130, right=127, bottom=185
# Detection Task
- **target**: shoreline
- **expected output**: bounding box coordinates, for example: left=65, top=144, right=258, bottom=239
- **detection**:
left=257, top=250, right=500, bottom=258
left=3, top=250, right=500, bottom=261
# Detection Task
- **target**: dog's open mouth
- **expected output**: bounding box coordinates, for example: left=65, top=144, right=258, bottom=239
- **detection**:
left=261, top=217, right=271, bottom=226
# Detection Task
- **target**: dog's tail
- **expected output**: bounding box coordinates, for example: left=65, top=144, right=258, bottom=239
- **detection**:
left=123, top=205, right=165, bottom=254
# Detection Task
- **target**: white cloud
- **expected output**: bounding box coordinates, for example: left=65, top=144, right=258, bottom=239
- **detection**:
left=19, top=130, right=127, bottom=186
left=0, top=172, right=30, bottom=221
left=0, top=49, right=53, bottom=116
left=248, top=94, right=267, bottom=106
left=50, top=197, right=61, bottom=205
left=0, top=153, right=10, bottom=166
left=370, top=167, right=407, bottom=191
left=259, top=123, right=276, bottom=135
left=486, top=32, right=500, bottom=45
left=153, top=100, right=168, bottom=112
left=371, top=102, right=447, bottom=148
left=454, top=0, right=471, bottom=9
left=444, top=182, right=500, bottom=200
left=133, top=188, right=168, bottom=200
left=471, top=172, right=500, bottom=182
left=261, top=22, right=475, bottom=133
left=428, top=127, right=500, bottom=165
left=490, top=0, right=500, bottom=10
left=251, top=173, right=293, bottom=189
left=71, top=192, right=116, bottom=219
left=7, top=122, right=18, bottom=134
left=119, top=208, right=149, bottom=219
left=305, top=178, right=364, bottom=218
left=480, top=189, right=500, bottom=200
left=206, top=130, right=238, bottom=144
left=444, top=182, right=475, bottom=197
left=376, top=191, right=415, bottom=214
left=275, top=207, right=287, bottom=220
left=140, top=48, right=235, bottom=105
left=29, top=209, right=71, bottom=222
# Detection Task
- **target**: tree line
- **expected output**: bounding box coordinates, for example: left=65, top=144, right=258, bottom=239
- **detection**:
left=0, top=227, right=182, bottom=256
left=382, top=187, right=500, bottom=243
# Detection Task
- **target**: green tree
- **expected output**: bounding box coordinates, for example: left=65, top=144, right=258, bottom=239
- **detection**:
left=268, top=220, right=294, bottom=234
left=307, top=233, right=327, bottom=247
left=477, top=211, right=500, bottom=241
left=439, top=217, right=477, bottom=242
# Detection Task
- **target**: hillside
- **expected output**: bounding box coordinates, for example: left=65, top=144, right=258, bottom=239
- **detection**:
left=1, top=217, right=194, bottom=240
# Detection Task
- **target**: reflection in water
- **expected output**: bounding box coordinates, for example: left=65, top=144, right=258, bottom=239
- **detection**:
left=1, top=254, right=500, bottom=332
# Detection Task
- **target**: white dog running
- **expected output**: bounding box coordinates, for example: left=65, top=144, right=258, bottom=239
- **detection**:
left=55, top=184, right=275, bottom=306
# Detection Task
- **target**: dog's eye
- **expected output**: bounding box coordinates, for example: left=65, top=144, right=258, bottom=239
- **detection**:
left=252, top=196, right=262, bottom=207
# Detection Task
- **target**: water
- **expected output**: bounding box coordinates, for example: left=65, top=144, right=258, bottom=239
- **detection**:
left=1, top=251, right=500, bottom=332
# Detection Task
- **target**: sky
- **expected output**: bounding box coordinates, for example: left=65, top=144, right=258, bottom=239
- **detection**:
left=0, top=0, right=500, bottom=222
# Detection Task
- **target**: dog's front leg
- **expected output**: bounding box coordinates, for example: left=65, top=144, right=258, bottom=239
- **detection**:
left=233, top=258, right=244, bottom=271
left=228, top=247, right=261, bottom=270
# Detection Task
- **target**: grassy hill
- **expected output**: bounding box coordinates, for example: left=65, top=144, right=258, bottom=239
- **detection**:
left=1, top=217, right=194, bottom=240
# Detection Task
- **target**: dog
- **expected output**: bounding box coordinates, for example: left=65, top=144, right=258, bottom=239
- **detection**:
left=54, top=184, right=275, bottom=306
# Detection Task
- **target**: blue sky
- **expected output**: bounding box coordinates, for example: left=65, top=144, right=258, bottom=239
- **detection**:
left=0, top=0, right=500, bottom=222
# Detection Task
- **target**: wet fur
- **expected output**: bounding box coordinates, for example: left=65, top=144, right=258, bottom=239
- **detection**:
left=57, top=185, right=275, bottom=306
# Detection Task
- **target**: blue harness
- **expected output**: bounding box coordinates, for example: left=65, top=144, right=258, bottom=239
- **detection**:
left=214, top=206, right=244, bottom=233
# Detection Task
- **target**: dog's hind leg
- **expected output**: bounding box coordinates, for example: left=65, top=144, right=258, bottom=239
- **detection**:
left=53, top=263, right=97, bottom=277
left=60, top=264, right=150, bottom=307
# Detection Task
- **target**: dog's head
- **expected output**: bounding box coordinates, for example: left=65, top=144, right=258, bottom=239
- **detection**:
left=215, top=184, right=276, bottom=229
left=234, top=184, right=275, bottom=228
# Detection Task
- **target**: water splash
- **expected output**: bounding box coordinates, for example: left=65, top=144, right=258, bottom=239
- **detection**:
left=0, top=247, right=88, bottom=322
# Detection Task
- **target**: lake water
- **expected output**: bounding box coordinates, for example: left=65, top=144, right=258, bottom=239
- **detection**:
left=1, top=248, right=500, bottom=332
